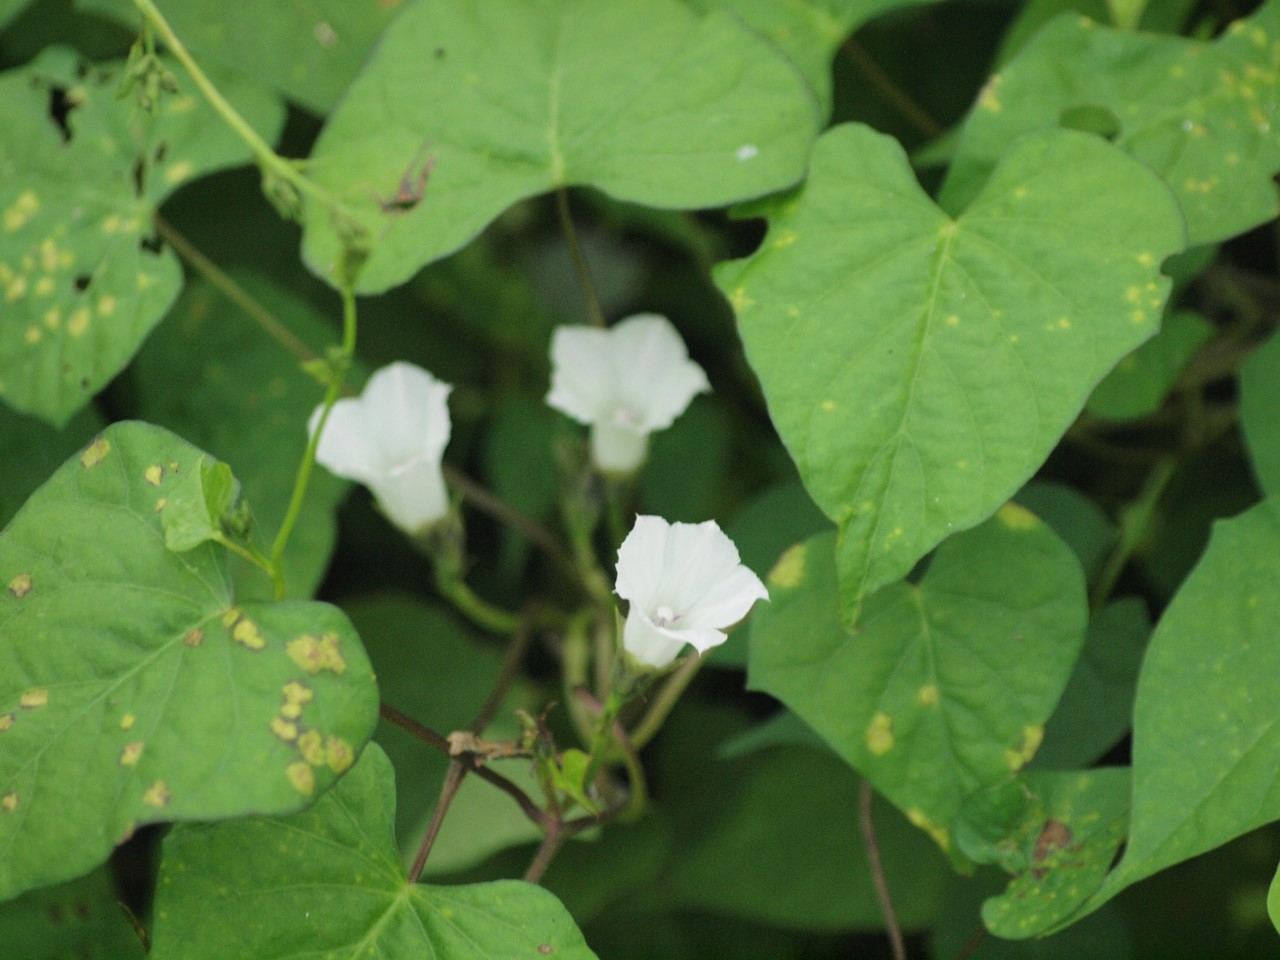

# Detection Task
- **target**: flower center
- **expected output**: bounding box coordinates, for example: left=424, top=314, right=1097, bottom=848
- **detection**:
left=654, top=605, right=680, bottom=628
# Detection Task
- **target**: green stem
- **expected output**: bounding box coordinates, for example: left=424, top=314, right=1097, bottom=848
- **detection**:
left=269, top=284, right=358, bottom=598
left=130, top=0, right=362, bottom=230
left=216, top=536, right=275, bottom=578
left=436, top=577, right=522, bottom=635
left=582, top=689, right=624, bottom=789
left=1089, top=458, right=1177, bottom=612
left=629, top=655, right=702, bottom=750
left=555, top=186, right=606, bottom=328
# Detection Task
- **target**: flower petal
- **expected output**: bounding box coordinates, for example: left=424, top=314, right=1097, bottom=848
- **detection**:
left=359, top=362, right=452, bottom=468
left=615, top=515, right=672, bottom=609
left=310, top=399, right=385, bottom=484
left=370, top=457, right=449, bottom=534
left=546, top=326, right=615, bottom=424
left=612, top=314, right=710, bottom=431
left=622, top=609, right=690, bottom=669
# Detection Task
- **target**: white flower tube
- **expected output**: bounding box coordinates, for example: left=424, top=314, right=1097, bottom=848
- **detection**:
left=615, top=515, right=768, bottom=669
left=308, top=362, right=452, bottom=536
left=546, top=314, right=710, bottom=473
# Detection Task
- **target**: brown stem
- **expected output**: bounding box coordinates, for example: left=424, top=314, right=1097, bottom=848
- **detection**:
left=154, top=215, right=320, bottom=366
left=524, top=822, right=568, bottom=884
left=955, top=924, right=988, bottom=960
left=841, top=38, right=942, bottom=139
left=470, top=606, right=536, bottom=733
left=380, top=702, right=548, bottom=828
left=859, top=779, right=906, bottom=960
left=407, top=759, right=467, bottom=884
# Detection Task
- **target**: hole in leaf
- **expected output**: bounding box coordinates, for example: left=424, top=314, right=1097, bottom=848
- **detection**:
left=1058, top=104, right=1122, bottom=141
left=73, top=274, right=91, bottom=292
left=46, top=86, right=75, bottom=142
left=139, top=233, right=163, bottom=255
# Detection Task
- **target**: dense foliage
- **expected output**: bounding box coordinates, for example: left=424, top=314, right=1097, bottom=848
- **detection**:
left=2, top=1, right=1280, bottom=957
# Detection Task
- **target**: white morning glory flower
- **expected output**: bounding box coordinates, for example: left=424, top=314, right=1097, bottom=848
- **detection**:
left=615, top=515, right=768, bottom=670
left=546, top=314, right=710, bottom=473
left=309, top=362, right=452, bottom=536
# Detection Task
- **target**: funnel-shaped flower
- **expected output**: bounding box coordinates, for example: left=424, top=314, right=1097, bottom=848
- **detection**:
left=615, top=515, right=768, bottom=669
left=546, top=314, right=710, bottom=473
left=309, top=362, right=452, bottom=536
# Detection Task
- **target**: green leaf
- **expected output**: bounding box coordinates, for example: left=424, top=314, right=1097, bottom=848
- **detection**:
left=1013, top=481, right=1116, bottom=584
left=128, top=274, right=349, bottom=600
left=955, top=768, right=1130, bottom=939
left=1069, top=497, right=1280, bottom=922
left=0, top=865, right=144, bottom=960
left=160, top=455, right=242, bottom=552
left=0, top=404, right=105, bottom=528
left=150, top=743, right=597, bottom=960
left=682, top=0, right=937, bottom=112
left=77, top=0, right=403, bottom=115
left=0, top=422, right=378, bottom=901
left=1086, top=309, right=1213, bottom=420
left=301, top=0, right=821, bottom=293
left=719, top=123, right=1182, bottom=619
left=664, top=744, right=952, bottom=930
left=944, top=6, right=1280, bottom=246
left=1032, top=599, right=1148, bottom=770
left=748, top=505, right=1087, bottom=860
left=0, top=0, right=34, bottom=30
left=1242, top=329, right=1280, bottom=496
left=0, top=48, right=283, bottom=426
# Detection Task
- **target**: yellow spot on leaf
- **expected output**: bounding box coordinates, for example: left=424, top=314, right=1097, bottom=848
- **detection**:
left=1, top=792, right=17, bottom=812
left=4, top=190, right=38, bottom=232
left=233, top=618, right=266, bottom=651
left=119, top=742, right=144, bottom=766
left=772, top=230, right=798, bottom=249
left=68, top=307, right=90, bottom=337
left=906, top=808, right=950, bottom=849
left=20, top=689, right=47, bottom=709
left=1136, top=252, right=1155, bottom=267
left=97, top=295, right=117, bottom=317
left=80, top=438, right=110, bottom=468
left=0, top=713, right=13, bottom=732
left=183, top=628, right=203, bottom=647
left=945, top=314, right=959, bottom=327
left=866, top=713, right=894, bottom=755
left=121, top=713, right=136, bottom=730
left=271, top=716, right=298, bottom=741
left=1004, top=725, right=1044, bottom=771
left=287, top=762, right=315, bottom=795
left=102, top=214, right=122, bottom=234
left=34, top=276, right=53, bottom=297
left=287, top=632, right=347, bottom=675
left=142, top=780, right=170, bottom=808
left=917, top=684, right=940, bottom=706
left=768, top=542, right=806, bottom=590
left=23, top=326, right=40, bottom=345
left=221, top=607, right=241, bottom=628
left=821, top=400, right=835, bottom=412
left=6, top=275, right=27, bottom=302
left=165, top=160, right=195, bottom=184
left=977, top=74, right=1003, bottom=112
left=144, top=465, right=164, bottom=486
left=154, top=497, right=167, bottom=512
left=8, top=573, right=32, bottom=598
left=1130, top=309, right=1147, bottom=325
left=282, top=681, right=313, bottom=706
left=326, top=737, right=355, bottom=773
left=298, top=729, right=326, bottom=766
left=137, top=272, right=155, bottom=291
left=997, top=502, right=1038, bottom=530
left=42, top=307, right=59, bottom=329
left=728, top=287, right=755, bottom=312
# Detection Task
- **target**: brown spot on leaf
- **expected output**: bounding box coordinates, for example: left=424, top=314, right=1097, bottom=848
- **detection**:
left=1031, top=819, right=1073, bottom=879
left=119, top=742, right=143, bottom=766
left=8, top=573, right=32, bottom=598
left=183, top=628, right=203, bottom=647
left=286, top=762, right=315, bottom=795
left=20, top=688, right=47, bottom=709
left=0, top=713, right=13, bottom=732
left=142, top=780, right=170, bottom=808
left=297, top=729, right=326, bottom=766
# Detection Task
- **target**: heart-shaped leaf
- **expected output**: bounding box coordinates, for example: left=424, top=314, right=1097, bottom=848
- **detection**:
left=149, top=743, right=597, bottom=960
left=943, top=6, right=1280, bottom=246
left=301, top=0, right=821, bottom=292
left=0, top=47, right=284, bottom=425
left=749, top=505, right=1087, bottom=859
left=0, top=422, right=378, bottom=900
left=718, top=123, right=1183, bottom=620
left=1067, top=497, right=1280, bottom=922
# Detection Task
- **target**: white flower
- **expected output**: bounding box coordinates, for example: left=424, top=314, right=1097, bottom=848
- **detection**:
left=309, top=362, right=452, bottom=535
left=546, top=314, right=710, bottom=473
left=615, top=515, right=768, bottom=669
